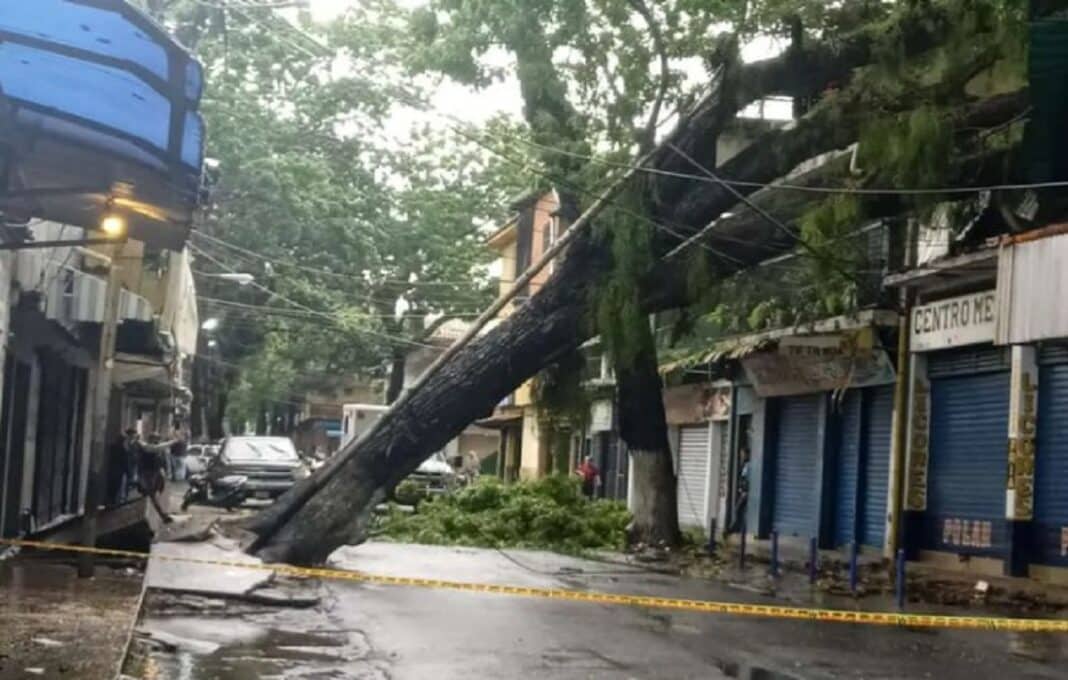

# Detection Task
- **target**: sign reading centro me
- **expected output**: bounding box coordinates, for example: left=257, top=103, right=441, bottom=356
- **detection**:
left=912, top=290, right=996, bottom=352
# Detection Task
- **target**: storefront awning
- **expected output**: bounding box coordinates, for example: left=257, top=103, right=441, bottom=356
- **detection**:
left=0, top=1, right=205, bottom=250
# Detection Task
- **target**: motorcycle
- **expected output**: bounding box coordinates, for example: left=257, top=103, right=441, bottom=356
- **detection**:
left=181, top=473, right=249, bottom=511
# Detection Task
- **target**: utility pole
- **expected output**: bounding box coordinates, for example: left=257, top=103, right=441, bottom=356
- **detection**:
left=78, top=247, right=123, bottom=578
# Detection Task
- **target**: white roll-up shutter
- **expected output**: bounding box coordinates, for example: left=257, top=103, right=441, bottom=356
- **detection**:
left=677, top=425, right=710, bottom=529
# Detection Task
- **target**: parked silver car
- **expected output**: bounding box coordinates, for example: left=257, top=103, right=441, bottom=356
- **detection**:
left=209, top=436, right=309, bottom=500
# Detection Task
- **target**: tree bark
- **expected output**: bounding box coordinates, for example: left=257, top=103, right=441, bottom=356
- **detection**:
left=614, top=320, right=680, bottom=548
left=385, top=346, right=406, bottom=405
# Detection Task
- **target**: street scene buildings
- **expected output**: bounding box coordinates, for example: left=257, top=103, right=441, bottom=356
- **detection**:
left=2, top=1, right=1068, bottom=679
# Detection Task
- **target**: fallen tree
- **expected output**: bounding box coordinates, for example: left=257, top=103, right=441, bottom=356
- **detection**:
left=247, top=1, right=1033, bottom=564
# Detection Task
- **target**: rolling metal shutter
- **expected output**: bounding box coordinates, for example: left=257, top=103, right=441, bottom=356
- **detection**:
left=926, top=350, right=1010, bottom=556
left=1035, top=346, right=1068, bottom=566
left=677, top=425, right=710, bottom=529
left=860, top=385, right=894, bottom=548
left=773, top=394, right=822, bottom=538
left=833, top=391, right=862, bottom=547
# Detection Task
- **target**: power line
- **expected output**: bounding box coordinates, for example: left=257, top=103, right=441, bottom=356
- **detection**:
left=190, top=242, right=439, bottom=349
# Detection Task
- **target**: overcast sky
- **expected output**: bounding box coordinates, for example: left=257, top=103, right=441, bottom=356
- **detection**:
left=298, top=0, right=789, bottom=135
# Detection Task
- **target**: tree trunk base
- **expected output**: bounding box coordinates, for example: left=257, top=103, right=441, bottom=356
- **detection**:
left=625, top=448, right=681, bottom=549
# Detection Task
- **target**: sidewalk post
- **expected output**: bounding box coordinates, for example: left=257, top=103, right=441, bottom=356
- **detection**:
left=808, top=537, right=819, bottom=585
left=706, top=518, right=717, bottom=556
left=849, top=541, right=859, bottom=594
left=738, top=517, right=747, bottom=569
left=895, top=549, right=907, bottom=610
left=769, top=530, right=779, bottom=577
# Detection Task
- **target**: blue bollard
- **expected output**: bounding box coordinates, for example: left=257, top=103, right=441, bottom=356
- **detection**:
left=738, top=518, right=747, bottom=570
left=895, top=549, right=907, bottom=610
left=809, top=537, right=819, bottom=584
left=769, top=530, right=780, bottom=577
left=848, top=541, right=859, bottom=594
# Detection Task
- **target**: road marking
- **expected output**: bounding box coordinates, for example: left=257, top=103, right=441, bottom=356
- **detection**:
left=3, top=537, right=1066, bottom=632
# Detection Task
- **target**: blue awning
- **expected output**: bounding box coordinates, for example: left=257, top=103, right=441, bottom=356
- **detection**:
left=0, top=1, right=206, bottom=250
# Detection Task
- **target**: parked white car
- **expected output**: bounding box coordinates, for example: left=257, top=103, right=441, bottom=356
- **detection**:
left=184, top=444, right=220, bottom=477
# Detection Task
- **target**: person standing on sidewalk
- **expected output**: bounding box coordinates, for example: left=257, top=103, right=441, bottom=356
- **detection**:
left=576, top=456, right=601, bottom=499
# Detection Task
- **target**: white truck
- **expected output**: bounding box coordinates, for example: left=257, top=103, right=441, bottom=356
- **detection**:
left=341, top=404, right=456, bottom=494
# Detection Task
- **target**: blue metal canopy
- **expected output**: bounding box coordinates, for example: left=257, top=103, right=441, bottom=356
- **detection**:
left=0, top=1, right=206, bottom=249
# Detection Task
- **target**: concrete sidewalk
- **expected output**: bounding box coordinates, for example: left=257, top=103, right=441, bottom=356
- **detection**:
left=0, top=556, right=144, bottom=679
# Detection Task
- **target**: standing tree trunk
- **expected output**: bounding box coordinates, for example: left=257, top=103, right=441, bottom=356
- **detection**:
left=385, top=346, right=407, bottom=405
left=614, top=319, right=680, bottom=547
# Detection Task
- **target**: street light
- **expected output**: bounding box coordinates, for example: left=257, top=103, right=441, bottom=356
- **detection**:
left=201, top=318, right=221, bottom=332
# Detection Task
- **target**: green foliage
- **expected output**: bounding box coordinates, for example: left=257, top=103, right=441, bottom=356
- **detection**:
left=532, top=349, right=591, bottom=446
left=378, top=477, right=632, bottom=554
left=592, top=184, right=657, bottom=366
left=858, top=107, right=953, bottom=194
left=154, top=2, right=533, bottom=425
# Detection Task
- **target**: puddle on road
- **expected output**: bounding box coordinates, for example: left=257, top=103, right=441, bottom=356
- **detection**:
left=714, top=658, right=800, bottom=680
left=125, top=615, right=388, bottom=680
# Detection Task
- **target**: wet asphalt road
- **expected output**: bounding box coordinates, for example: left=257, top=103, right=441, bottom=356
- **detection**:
left=134, top=542, right=1068, bottom=680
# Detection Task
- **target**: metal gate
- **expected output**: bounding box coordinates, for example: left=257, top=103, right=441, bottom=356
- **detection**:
left=833, top=391, right=862, bottom=547
left=0, top=356, right=32, bottom=538
left=860, top=385, right=894, bottom=548
left=1035, top=344, right=1068, bottom=566
left=31, top=351, right=87, bottom=529
left=773, top=394, right=823, bottom=538
left=924, top=348, right=1010, bottom=556
left=677, top=425, right=710, bottom=529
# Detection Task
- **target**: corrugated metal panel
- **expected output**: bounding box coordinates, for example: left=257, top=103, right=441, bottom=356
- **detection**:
left=924, top=371, right=1010, bottom=555
left=773, top=394, right=822, bottom=538
left=1039, top=343, right=1068, bottom=365
left=677, top=425, right=710, bottom=529
left=996, top=233, right=1068, bottom=344
left=927, top=347, right=1009, bottom=378
left=833, top=391, right=861, bottom=547
left=860, top=385, right=894, bottom=548
left=1035, top=364, right=1068, bottom=566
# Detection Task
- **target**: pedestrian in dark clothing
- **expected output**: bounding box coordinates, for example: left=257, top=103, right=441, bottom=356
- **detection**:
left=729, top=448, right=751, bottom=533
left=576, top=456, right=600, bottom=499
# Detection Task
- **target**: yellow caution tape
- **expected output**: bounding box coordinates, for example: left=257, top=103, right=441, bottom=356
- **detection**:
left=3, top=537, right=1067, bottom=632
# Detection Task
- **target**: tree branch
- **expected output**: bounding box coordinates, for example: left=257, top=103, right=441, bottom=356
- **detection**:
left=627, top=0, right=670, bottom=150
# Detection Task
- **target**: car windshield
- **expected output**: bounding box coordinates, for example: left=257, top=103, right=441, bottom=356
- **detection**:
left=223, top=438, right=298, bottom=463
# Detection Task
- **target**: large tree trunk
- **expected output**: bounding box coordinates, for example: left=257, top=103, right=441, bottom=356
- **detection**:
left=247, top=237, right=610, bottom=564
left=615, top=320, right=680, bottom=548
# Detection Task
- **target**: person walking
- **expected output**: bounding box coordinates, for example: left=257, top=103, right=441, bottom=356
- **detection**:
left=168, top=427, right=188, bottom=481
left=576, top=455, right=601, bottom=499
left=137, top=433, right=177, bottom=521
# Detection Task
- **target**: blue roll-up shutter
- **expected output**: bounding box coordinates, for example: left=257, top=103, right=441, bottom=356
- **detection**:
left=925, top=359, right=1010, bottom=557
left=1035, top=346, right=1068, bottom=566
left=833, top=391, right=861, bottom=547
left=860, top=385, right=894, bottom=548
left=773, top=394, right=823, bottom=538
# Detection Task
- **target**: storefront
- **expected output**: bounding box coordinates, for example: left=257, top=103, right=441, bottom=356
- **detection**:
left=904, top=289, right=1013, bottom=566
left=740, top=316, right=898, bottom=550
left=663, top=382, right=732, bottom=531
left=1035, top=343, right=1068, bottom=568
left=831, top=385, right=895, bottom=549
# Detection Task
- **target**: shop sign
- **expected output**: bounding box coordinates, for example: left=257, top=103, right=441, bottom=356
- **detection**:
left=905, top=374, right=930, bottom=511
left=1006, top=351, right=1037, bottom=520
left=662, top=384, right=731, bottom=424
left=911, top=290, right=996, bottom=352
left=590, top=400, right=613, bottom=433
left=942, top=518, right=993, bottom=549
left=742, top=330, right=895, bottom=398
